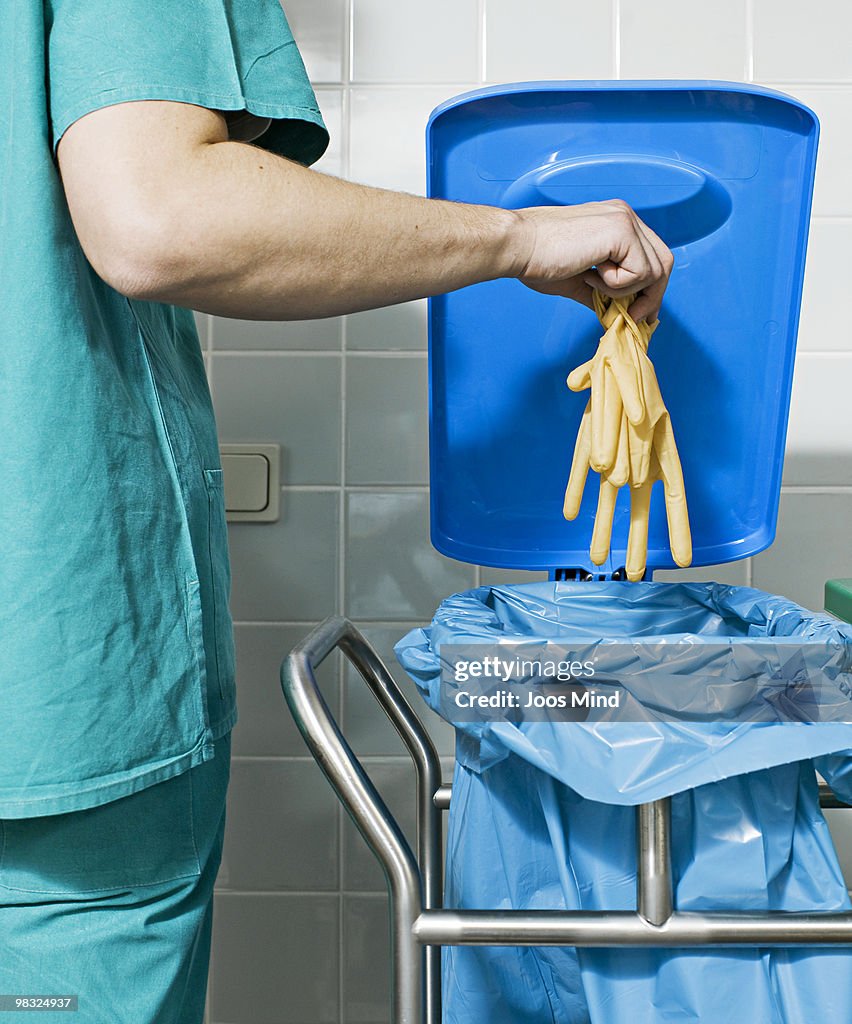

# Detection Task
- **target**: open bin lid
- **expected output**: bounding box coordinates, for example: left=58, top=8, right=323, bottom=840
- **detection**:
left=426, top=81, right=819, bottom=574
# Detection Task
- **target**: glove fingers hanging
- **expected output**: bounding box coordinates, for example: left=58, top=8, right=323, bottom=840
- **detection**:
left=606, top=411, right=630, bottom=489
left=654, top=417, right=692, bottom=567
left=590, top=478, right=619, bottom=565
left=625, top=480, right=653, bottom=582
left=563, top=401, right=592, bottom=521
left=608, top=330, right=646, bottom=426
left=592, top=362, right=624, bottom=473
left=566, top=358, right=593, bottom=393
left=627, top=415, right=654, bottom=488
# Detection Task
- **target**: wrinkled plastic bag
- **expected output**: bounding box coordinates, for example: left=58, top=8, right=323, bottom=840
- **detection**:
left=395, top=582, right=852, bottom=1024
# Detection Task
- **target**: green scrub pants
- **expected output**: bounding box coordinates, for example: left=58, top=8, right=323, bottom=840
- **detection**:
left=0, top=731, right=231, bottom=1023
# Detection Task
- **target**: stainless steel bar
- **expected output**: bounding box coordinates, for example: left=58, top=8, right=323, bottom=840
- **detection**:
left=282, top=617, right=442, bottom=1024
left=336, top=627, right=444, bottom=1024
left=637, top=799, right=673, bottom=925
left=433, top=785, right=452, bottom=810
left=412, top=910, right=852, bottom=947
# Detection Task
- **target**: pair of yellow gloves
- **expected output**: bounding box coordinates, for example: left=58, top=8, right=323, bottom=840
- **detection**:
left=563, top=290, right=692, bottom=581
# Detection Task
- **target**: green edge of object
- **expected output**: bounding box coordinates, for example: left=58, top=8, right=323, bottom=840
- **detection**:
left=825, top=579, right=852, bottom=625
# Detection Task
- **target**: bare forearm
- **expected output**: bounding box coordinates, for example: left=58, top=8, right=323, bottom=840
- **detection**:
left=149, top=143, right=524, bottom=319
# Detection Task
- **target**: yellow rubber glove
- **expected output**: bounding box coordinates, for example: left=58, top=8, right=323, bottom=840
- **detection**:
left=563, top=291, right=692, bottom=579
left=565, top=290, right=646, bottom=476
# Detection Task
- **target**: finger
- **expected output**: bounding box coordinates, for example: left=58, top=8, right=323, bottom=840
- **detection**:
left=583, top=267, right=652, bottom=301
left=599, top=363, right=623, bottom=471
left=604, top=214, right=663, bottom=294
left=627, top=416, right=654, bottom=486
left=627, top=219, right=673, bottom=323
left=606, top=413, right=630, bottom=489
left=626, top=480, right=653, bottom=581
left=592, top=288, right=609, bottom=320
left=566, top=358, right=593, bottom=392
left=589, top=350, right=609, bottom=472
left=654, top=417, right=692, bottom=567
left=563, top=403, right=592, bottom=520
left=590, top=477, right=619, bottom=565
left=607, top=333, right=645, bottom=425
left=565, top=278, right=596, bottom=310
left=634, top=345, right=667, bottom=427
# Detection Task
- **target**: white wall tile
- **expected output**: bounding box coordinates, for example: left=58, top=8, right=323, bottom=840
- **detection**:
left=312, top=88, right=345, bottom=177
left=760, top=86, right=852, bottom=217
left=485, top=0, right=614, bottom=82
left=753, top=0, right=852, bottom=82
left=654, top=560, right=750, bottom=586
left=347, top=298, right=427, bottom=351
left=799, top=220, right=852, bottom=352
left=619, top=0, right=747, bottom=80
left=280, top=0, right=346, bottom=83
left=782, top=355, right=852, bottom=486
left=349, top=87, right=473, bottom=193
left=211, top=354, right=341, bottom=485
left=752, top=492, right=852, bottom=612
left=352, top=0, right=479, bottom=83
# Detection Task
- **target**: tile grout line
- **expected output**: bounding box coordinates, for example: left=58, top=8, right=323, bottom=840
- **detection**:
left=314, top=78, right=852, bottom=90
left=745, top=0, right=755, bottom=82
left=233, top=620, right=433, bottom=628
left=780, top=485, right=852, bottom=494
left=613, top=0, right=621, bottom=80
left=478, top=0, right=487, bottom=84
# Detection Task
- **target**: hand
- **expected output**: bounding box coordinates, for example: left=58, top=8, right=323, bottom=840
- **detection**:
left=512, top=199, right=674, bottom=323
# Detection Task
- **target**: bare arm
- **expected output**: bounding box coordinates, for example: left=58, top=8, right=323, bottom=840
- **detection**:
left=56, top=100, right=673, bottom=322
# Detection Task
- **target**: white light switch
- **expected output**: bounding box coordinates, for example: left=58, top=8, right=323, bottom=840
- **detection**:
left=219, top=444, right=280, bottom=522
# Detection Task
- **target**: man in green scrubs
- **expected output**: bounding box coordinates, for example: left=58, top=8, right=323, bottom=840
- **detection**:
left=0, top=2, right=672, bottom=1020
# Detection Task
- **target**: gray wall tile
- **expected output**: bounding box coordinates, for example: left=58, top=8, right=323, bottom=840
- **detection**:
left=752, top=492, right=852, bottom=612
left=211, top=315, right=342, bottom=351
left=343, top=895, right=391, bottom=1024
left=825, top=810, right=852, bottom=889
left=232, top=624, right=339, bottom=757
left=211, top=354, right=341, bottom=485
left=654, top=560, right=750, bottom=586
left=346, top=356, right=428, bottom=485
left=218, top=761, right=338, bottom=891
left=210, top=894, right=338, bottom=1023
left=343, top=624, right=455, bottom=757
left=228, top=491, right=339, bottom=621
left=345, top=491, right=475, bottom=619
left=346, top=300, right=427, bottom=351
left=480, top=567, right=550, bottom=586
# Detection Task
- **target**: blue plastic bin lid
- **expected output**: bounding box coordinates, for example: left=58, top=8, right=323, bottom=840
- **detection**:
left=426, top=81, right=819, bottom=573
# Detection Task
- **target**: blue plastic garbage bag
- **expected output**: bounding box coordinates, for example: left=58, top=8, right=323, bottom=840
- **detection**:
left=395, top=581, right=852, bottom=1024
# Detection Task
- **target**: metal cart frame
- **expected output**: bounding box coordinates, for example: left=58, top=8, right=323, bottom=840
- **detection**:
left=282, top=615, right=852, bottom=1024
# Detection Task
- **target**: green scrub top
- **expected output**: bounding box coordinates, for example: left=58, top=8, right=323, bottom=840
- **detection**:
left=0, top=1, right=328, bottom=818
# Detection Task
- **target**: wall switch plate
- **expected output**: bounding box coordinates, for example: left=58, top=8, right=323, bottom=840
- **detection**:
left=219, top=443, right=280, bottom=523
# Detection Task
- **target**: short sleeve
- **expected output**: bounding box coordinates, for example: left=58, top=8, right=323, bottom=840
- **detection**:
left=45, top=0, right=329, bottom=166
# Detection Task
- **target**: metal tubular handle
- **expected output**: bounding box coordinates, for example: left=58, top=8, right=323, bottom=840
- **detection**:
left=412, top=909, right=852, bottom=947
left=281, top=616, right=444, bottom=1024
left=637, top=799, right=673, bottom=925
